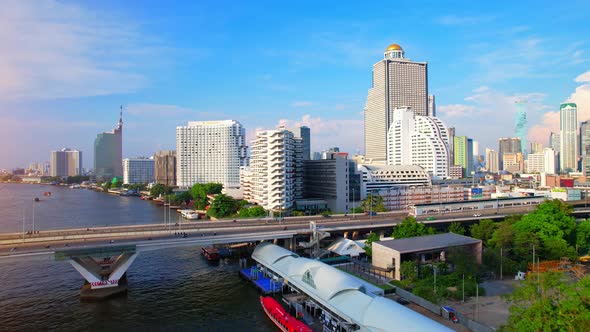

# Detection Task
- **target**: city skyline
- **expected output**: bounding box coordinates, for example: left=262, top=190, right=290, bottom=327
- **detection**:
left=1, top=1, right=590, bottom=169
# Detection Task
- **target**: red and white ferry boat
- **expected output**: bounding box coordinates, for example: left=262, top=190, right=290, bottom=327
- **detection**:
left=260, top=296, right=312, bottom=332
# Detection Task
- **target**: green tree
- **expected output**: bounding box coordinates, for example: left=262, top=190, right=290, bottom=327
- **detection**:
left=150, top=184, right=173, bottom=197
left=576, top=220, right=590, bottom=254
left=364, top=232, right=380, bottom=256
left=489, top=221, right=515, bottom=249
left=207, top=194, right=239, bottom=218
left=501, top=272, right=590, bottom=332
left=400, top=261, right=417, bottom=282
left=248, top=206, right=266, bottom=217
left=470, top=219, right=497, bottom=246
left=448, top=222, right=465, bottom=235
left=362, top=193, right=386, bottom=212
left=392, top=216, right=435, bottom=239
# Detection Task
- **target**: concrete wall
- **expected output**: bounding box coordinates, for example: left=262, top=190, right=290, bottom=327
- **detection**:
left=372, top=242, right=401, bottom=280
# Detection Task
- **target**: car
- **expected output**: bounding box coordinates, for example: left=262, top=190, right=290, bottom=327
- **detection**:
left=473, top=213, right=482, bottom=217
left=322, top=214, right=332, bottom=218
left=366, top=211, right=377, bottom=216
left=396, top=297, right=410, bottom=305
left=426, top=216, right=436, bottom=221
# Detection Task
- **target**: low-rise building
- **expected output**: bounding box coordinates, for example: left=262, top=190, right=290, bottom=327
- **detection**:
left=357, top=164, right=430, bottom=199
left=372, top=233, right=482, bottom=280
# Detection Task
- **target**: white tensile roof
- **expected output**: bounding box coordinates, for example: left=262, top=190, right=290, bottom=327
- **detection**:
left=326, top=237, right=366, bottom=257
left=252, top=242, right=452, bottom=332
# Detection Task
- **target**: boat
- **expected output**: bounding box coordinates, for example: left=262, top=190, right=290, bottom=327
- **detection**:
left=181, top=210, right=200, bottom=220
left=43, top=192, right=52, bottom=197
left=260, top=296, right=312, bottom=332
left=201, top=247, right=220, bottom=261
left=69, top=184, right=81, bottom=189
left=218, top=247, right=232, bottom=258
left=34, top=197, right=40, bottom=202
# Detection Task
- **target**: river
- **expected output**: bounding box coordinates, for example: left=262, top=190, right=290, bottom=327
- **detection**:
left=0, top=183, right=273, bottom=332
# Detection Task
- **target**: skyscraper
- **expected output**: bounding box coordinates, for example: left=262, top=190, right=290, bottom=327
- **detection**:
left=498, top=137, right=521, bottom=170
left=50, top=148, right=82, bottom=177
left=447, top=127, right=455, bottom=165
left=549, top=132, right=561, bottom=153
left=154, top=150, right=177, bottom=186
left=176, top=120, right=247, bottom=189
left=514, top=100, right=528, bottom=157
left=364, top=43, right=428, bottom=164
left=485, top=148, right=499, bottom=173
left=94, top=108, right=123, bottom=180
left=290, top=126, right=311, bottom=161
left=580, top=121, right=590, bottom=176
left=244, top=127, right=303, bottom=211
left=454, top=136, right=473, bottom=176
left=386, top=107, right=450, bottom=178
left=428, top=94, right=436, bottom=116
left=543, top=148, right=556, bottom=174
left=530, top=142, right=543, bottom=154
left=560, top=103, right=578, bottom=172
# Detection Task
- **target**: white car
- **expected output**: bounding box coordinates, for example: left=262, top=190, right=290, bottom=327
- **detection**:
left=473, top=213, right=482, bottom=217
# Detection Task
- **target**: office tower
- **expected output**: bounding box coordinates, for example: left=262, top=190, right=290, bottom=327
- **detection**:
left=498, top=137, right=521, bottom=170
left=50, top=148, right=82, bottom=177
left=543, top=148, right=556, bottom=174
left=515, top=100, right=528, bottom=157
left=123, top=157, right=154, bottom=184
left=176, top=120, right=247, bottom=189
left=428, top=94, right=436, bottom=116
left=580, top=121, right=590, bottom=176
left=447, top=127, right=455, bottom=165
left=290, top=126, right=311, bottom=161
left=454, top=136, right=473, bottom=176
left=245, top=127, right=303, bottom=211
left=303, top=152, right=350, bottom=213
left=94, top=108, right=123, bottom=180
left=485, top=148, right=499, bottom=173
left=530, top=142, right=543, bottom=154
left=503, top=153, right=524, bottom=173
left=526, top=153, right=544, bottom=173
left=549, top=132, right=561, bottom=152
left=386, top=107, right=450, bottom=178
left=154, top=150, right=176, bottom=186
left=560, top=103, right=578, bottom=172
left=472, top=141, right=480, bottom=167
left=364, top=43, right=428, bottom=164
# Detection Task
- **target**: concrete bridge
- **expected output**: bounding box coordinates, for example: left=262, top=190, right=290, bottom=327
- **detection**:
left=1, top=205, right=586, bottom=300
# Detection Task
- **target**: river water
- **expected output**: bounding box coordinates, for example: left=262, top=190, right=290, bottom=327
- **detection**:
left=0, top=183, right=273, bottom=332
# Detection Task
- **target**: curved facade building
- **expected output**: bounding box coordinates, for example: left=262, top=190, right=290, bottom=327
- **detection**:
left=386, top=107, right=450, bottom=178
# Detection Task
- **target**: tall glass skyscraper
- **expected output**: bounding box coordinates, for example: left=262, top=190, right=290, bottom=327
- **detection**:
left=560, top=103, right=578, bottom=172
left=514, top=100, right=527, bottom=157
left=94, top=108, right=123, bottom=180
left=364, top=43, right=428, bottom=164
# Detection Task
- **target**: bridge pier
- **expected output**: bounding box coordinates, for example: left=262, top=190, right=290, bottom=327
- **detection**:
left=55, top=245, right=138, bottom=301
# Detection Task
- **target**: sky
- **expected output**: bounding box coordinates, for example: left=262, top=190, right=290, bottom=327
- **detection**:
left=1, top=0, right=590, bottom=169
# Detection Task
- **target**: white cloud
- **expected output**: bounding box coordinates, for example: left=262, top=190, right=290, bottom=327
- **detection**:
left=436, top=15, right=495, bottom=25
left=0, top=0, right=163, bottom=101
left=276, top=114, right=364, bottom=154
left=438, top=86, right=550, bottom=150
left=291, top=101, right=314, bottom=107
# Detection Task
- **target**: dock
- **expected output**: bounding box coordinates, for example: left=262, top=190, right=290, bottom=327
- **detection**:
left=239, top=266, right=282, bottom=294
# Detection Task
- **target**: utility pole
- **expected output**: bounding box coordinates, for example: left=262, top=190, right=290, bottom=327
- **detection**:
left=476, top=282, right=479, bottom=321
left=462, top=274, right=465, bottom=302
left=500, top=247, right=503, bottom=280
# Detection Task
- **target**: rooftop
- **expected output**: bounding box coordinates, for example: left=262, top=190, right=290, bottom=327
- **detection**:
left=375, top=233, right=481, bottom=254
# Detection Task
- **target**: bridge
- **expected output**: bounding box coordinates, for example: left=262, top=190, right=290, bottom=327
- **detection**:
left=1, top=205, right=587, bottom=299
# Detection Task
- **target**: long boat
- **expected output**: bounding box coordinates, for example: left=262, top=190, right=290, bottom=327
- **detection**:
left=201, top=247, right=220, bottom=261
left=260, top=296, right=312, bottom=332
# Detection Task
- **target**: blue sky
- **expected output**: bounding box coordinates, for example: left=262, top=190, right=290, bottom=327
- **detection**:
left=1, top=0, right=590, bottom=169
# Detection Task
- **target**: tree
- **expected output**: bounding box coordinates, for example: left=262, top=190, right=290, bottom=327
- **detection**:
left=248, top=206, right=266, bottom=217
left=576, top=220, right=590, bottom=254
left=489, top=221, right=515, bottom=250
left=470, top=219, right=497, bottom=246
left=400, top=261, right=417, bottom=282
left=392, top=216, right=435, bottom=239
left=362, top=193, right=386, bottom=212
left=448, top=222, right=465, bottom=235
left=207, top=194, right=239, bottom=218
left=364, top=232, right=380, bottom=256
left=501, top=272, right=590, bottom=332
left=150, top=184, right=173, bottom=197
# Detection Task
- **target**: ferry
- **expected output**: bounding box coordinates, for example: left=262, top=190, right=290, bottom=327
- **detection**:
left=201, top=247, right=220, bottom=261
left=260, top=296, right=311, bottom=332
left=181, top=210, right=200, bottom=220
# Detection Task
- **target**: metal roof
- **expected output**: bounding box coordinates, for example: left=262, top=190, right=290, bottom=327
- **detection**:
left=375, top=233, right=481, bottom=254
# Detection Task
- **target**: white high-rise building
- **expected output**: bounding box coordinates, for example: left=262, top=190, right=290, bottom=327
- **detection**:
left=386, top=107, right=449, bottom=178
left=526, top=153, right=544, bottom=173
left=244, top=127, right=303, bottom=211
left=364, top=43, right=428, bottom=164
left=485, top=148, right=499, bottom=173
left=560, top=103, right=578, bottom=171
left=176, top=120, right=247, bottom=188
left=50, top=148, right=82, bottom=177
left=543, top=148, right=556, bottom=174
left=123, top=157, right=154, bottom=184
